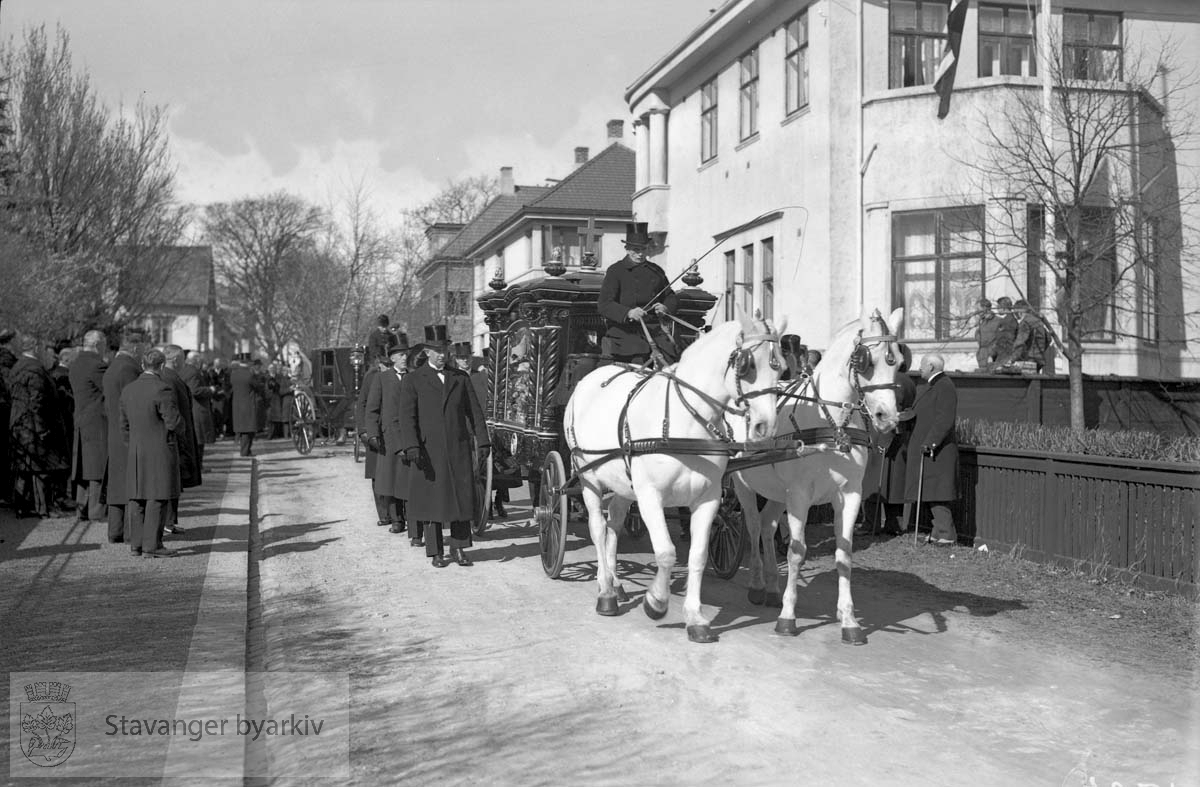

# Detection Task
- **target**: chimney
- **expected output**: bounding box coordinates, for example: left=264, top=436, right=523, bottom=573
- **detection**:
left=500, top=166, right=514, bottom=195
left=606, top=119, right=624, bottom=142
left=574, top=146, right=589, bottom=166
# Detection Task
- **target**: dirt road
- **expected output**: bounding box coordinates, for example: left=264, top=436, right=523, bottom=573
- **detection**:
left=252, top=444, right=1197, bottom=787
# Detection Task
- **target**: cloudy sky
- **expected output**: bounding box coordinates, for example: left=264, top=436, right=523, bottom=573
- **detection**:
left=2, top=0, right=709, bottom=219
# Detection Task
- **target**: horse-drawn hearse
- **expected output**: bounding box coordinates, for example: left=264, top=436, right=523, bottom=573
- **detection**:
left=287, top=343, right=368, bottom=457
left=477, top=259, right=907, bottom=645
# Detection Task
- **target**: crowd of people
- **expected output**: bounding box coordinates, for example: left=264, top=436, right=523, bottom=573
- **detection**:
left=975, top=296, right=1052, bottom=373
left=0, top=327, right=301, bottom=556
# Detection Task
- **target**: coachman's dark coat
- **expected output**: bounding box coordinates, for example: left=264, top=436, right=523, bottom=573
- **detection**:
left=120, top=371, right=183, bottom=500
left=397, top=363, right=487, bottom=522
left=229, top=363, right=263, bottom=433
left=8, top=355, right=70, bottom=474
left=597, top=255, right=680, bottom=358
left=103, top=352, right=142, bottom=506
left=69, top=349, right=109, bottom=482
left=162, top=366, right=202, bottom=489
left=905, top=373, right=959, bottom=503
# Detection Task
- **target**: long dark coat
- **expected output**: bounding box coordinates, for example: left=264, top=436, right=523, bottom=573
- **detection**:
left=8, top=356, right=70, bottom=474
left=905, top=373, right=959, bottom=503
left=229, top=364, right=263, bottom=433
left=162, top=366, right=202, bottom=489
left=357, top=366, right=380, bottom=479
left=120, top=371, right=183, bottom=500
left=397, top=363, right=487, bottom=522
left=373, top=369, right=410, bottom=498
left=865, top=372, right=917, bottom=504
left=69, top=349, right=108, bottom=482
left=597, top=255, right=680, bottom=357
left=103, top=353, right=142, bottom=505
left=180, top=364, right=217, bottom=444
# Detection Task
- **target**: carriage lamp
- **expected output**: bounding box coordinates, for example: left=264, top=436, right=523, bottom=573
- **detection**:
left=489, top=266, right=507, bottom=290
left=543, top=246, right=566, bottom=277
left=581, top=250, right=598, bottom=270
left=349, top=347, right=365, bottom=370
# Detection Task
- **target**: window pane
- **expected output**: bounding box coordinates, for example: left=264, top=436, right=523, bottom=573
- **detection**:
left=921, top=2, right=947, bottom=33
left=920, top=37, right=941, bottom=84
left=891, top=1, right=917, bottom=31
left=1008, top=7, right=1033, bottom=35
left=889, top=35, right=909, bottom=87
left=898, top=259, right=937, bottom=340
left=1007, top=41, right=1035, bottom=76
left=1094, top=14, right=1120, bottom=46
left=979, top=38, right=1000, bottom=77
left=894, top=213, right=936, bottom=257
left=944, top=259, right=983, bottom=339
left=762, top=238, right=774, bottom=278
left=979, top=6, right=1004, bottom=34
left=786, top=18, right=799, bottom=51
left=941, top=207, right=982, bottom=254
left=1092, top=49, right=1120, bottom=80
left=1063, top=12, right=1089, bottom=43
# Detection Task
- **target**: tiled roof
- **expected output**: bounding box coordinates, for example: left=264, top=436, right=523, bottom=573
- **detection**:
left=120, top=246, right=214, bottom=308
left=462, top=143, right=634, bottom=256
left=434, top=186, right=551, bottom=261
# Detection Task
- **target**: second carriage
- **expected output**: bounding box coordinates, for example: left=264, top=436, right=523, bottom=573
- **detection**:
left=475, top=263, right=748, bottom=579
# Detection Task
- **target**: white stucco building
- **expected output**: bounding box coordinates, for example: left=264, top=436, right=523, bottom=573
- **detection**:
left=625, top=0, right=1200, bottom=376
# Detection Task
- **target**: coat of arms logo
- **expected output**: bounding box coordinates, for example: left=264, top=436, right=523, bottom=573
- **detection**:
left=20, top=681, right=75, bottom=767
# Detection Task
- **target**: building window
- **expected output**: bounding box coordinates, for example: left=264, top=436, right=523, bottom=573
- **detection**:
left=700, top=78, right=719, bottom=162
left=446, top=290, right=472, bottom=317
left=1026, top=204, right=1045, bottom=311
left=889, top=0, right=948, bottom=88
left=147, top=315, right=172, bottom=346
left=723, top=250, right=736, bottom=320
left=761, top=238, right=774, bottom=321
left=1059, top=206, right=1117, bottom=340
left=979, top=4, right=1036, bottom=77
left=738, top=244, right=755, bottom=315
left=1139, top=219, right=1159, bottom=343
left=1063, top=10, right=1122, bottom=81
left=785, top=13, right=809, bottom=115
left=892, top=207, right=985, bottom=341
left=540, top=224, right=593, bottom=268
left=738, top=47, right=759, bottom=140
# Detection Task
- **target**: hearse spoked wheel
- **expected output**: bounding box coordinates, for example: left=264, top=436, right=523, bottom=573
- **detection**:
left=472, top=446, right=493, bottom=537
left=291, top=391, right=316, bottom=455
left=707, top=488, right=746, bottom=580
left=537, top=451, right=568, bottom=578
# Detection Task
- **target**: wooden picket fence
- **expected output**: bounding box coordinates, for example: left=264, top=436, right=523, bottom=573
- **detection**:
left=959, top=447, right=1199, bottom=597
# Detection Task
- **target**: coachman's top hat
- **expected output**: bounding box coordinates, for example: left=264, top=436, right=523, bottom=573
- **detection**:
left=422, top=325, right=450, bottom=351
left=385, top=332, right=410, bottom=363
left=622, top=222, right=652, bottom=250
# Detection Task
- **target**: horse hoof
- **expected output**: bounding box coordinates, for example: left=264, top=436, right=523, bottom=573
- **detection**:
left=747, top=587, right=765, bottom=605
left=687, top=625, right=718, bottom=644
left=764, top=592, right=783, bottom=608
left=774, top=618, right=800, bottom=637
left=643, top=595, right=668, bottom=620
left=596, top=594, right=619, bottom=617
left=616, top=585, right=631, bottom=604
left=841, top=627, right=868, bottom=645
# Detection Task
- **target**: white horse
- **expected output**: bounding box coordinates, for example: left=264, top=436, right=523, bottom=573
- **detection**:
left=563, top=312, right=785, bottom=643
left=730, top=307, right=904, bottom=645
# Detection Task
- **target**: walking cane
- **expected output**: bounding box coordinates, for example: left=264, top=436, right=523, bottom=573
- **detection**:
left=912, top=449, right=927, bottom=547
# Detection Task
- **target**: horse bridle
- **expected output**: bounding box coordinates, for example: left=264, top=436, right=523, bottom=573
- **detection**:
left=850, top=309, right=900, bottom=397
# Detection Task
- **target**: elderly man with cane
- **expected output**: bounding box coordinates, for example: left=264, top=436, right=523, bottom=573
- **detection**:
left=906, top=354, right=960, bottom=546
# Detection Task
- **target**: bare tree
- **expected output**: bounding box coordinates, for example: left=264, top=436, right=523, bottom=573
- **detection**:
left=1, top=25, right=187, bottom=339
left=203, top=192, right=325, bottom=359
left=961, top=27, right=1199, bottom=431
left=324, top=175, right=396, bottom=346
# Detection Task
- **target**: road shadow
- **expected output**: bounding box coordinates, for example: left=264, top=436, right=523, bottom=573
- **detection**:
left=259, top=519, right=345, bottom=559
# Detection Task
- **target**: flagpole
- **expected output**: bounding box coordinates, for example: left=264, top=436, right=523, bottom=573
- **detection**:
left=856, top=0, right=865, bottom=311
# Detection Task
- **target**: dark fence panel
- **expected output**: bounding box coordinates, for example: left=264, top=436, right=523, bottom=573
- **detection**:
left=961, top=447, right=1199, bottom=597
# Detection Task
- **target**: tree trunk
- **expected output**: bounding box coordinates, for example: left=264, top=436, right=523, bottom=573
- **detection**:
left=1068, top=354, right=1085, bottom=433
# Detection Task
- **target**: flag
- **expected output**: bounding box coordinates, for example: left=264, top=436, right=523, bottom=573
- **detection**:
left=934, top=0, right=969, bottom=119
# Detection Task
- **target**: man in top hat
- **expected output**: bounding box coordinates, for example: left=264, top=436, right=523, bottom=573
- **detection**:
left=397, top=325, right=488, bottom=567
left=161, top=344, right=200, bottom=535
left=366, top=332, right=416, bottom=536
left=103, top=329, right=146, bottom=542
left=120, top=348, right=183, bottom=557
left=359, top=331, right=397, bottom=529
left=597, top=222, right=680, bottom=365
left=974, top=297, right=1000, bottom=371
left=229, top=353, right=265, bottom=457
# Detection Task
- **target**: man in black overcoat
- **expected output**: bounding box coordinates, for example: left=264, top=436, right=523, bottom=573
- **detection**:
left=69, top=330, right=109, bottom=522
left=103, top=331, right=145, bottom=542
left=8, top=334, right=71, bottom=517
left=120, top=348, right=183, bottom=558
left=864, top=345, right=917, bottom=534
left=162, top=344, right=201, bottom=535
left=230, top=354, right=264, bottom=457
left=398, top=326, right=488, bottom=567
left=905, top=354, right=960, bottom=546
left=362, top=332, right=404, bottom=532
left=597, top=222, right=680, bottom=365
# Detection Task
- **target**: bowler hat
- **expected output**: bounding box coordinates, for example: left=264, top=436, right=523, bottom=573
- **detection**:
left=977, top=297, right=992, bottom=308
left=622, top=222, right=652, bottom=250
left=422, top=325, right=450, bottom=351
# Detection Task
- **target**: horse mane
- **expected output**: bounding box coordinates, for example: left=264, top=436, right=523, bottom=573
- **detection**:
left=677, top=319, right=744, bottom=365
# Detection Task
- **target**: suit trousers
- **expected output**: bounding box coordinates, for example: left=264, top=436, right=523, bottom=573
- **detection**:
left=238, top=432, right=255, bottom=457
left=108, top=503, right=128, bottom=542
left=75, top=479, right=106, bottom=521
left=424, top=520, right=471, bottom=557
left=916, top=501, right=958, bottom=542
left=129, top=499, right=168, bottom=552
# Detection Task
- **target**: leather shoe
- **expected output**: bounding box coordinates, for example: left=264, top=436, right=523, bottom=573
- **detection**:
left=164, top=525, right=185, bottom=535
left=452, top=548, right=473, bottom=567
left=376, top=520, right=389, bottom=527
left=130, top=547, right=142, bottom=556
left=431, top=554, right=450, bottom=568
left=411, top=538, right=424, bottom=547
left=389, top=522, right=407, bottom=534
left=493, top=503, right=507, bottom=518
left=142, top=548, right=177, bottom=558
